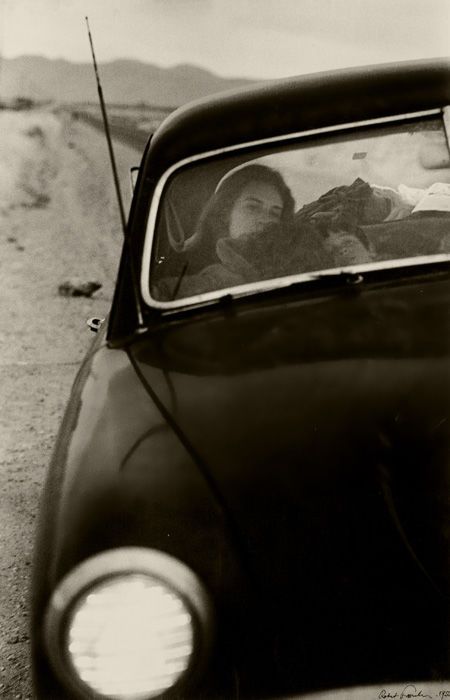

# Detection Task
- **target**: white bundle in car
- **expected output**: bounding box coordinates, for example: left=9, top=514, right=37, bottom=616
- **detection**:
left=412, top=182, right=450, bottom=213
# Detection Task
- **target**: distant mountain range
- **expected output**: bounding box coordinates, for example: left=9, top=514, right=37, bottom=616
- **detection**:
left=0, top=55, right=257, bottom=107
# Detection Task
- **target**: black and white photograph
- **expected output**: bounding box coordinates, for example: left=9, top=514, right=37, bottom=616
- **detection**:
left=0, top=1, right=449, bottom=698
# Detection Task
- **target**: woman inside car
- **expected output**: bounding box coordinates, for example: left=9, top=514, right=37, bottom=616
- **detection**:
left=158, top=163, right=297, bottom=298
left=155, top=163, right=376, bottom=301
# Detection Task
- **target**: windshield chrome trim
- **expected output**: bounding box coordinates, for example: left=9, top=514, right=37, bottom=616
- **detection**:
left=443, top=105, right=450, bottom=146
left=146, top=255, right=450, bottom=312
left=141, top=107, right=444, bottom=310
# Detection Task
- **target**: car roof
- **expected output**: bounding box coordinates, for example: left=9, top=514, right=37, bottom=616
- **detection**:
left=145, top=58, right=450, bottom=178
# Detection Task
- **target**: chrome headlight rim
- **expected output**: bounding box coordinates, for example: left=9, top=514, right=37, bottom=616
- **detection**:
left=44, top=547, right=214, bottom=700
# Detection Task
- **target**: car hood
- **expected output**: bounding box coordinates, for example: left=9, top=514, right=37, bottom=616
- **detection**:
left=129, top=275, right=449, bottom=689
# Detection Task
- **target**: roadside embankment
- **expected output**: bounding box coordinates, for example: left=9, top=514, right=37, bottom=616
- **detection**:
left=0, top=106, right=141, bottom=699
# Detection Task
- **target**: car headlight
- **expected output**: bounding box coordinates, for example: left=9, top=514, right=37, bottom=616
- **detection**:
left=44, top=548, right=213, bottom=699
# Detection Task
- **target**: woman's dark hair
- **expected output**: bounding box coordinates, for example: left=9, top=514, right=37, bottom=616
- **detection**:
left=184, top=163, right=295, bottom=269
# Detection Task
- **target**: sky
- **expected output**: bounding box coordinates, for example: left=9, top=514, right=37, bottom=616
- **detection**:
left=0, top=0, right=449, bottom=80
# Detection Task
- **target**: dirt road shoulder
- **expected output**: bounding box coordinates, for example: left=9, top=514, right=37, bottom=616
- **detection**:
left=0, top=107, right=141, bottom=698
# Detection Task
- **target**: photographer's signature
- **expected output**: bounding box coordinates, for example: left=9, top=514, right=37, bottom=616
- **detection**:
left=378, top=685, right=450, bottom=700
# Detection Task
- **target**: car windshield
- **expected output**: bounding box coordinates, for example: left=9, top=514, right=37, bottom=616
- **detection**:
left=148, top=115, right=450, bottom=303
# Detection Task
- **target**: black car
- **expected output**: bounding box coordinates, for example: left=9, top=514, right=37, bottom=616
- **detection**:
left=31, top=58, right=450, bottom=699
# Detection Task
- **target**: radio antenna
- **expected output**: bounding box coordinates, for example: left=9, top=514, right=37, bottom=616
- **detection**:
left=85, top=16, right=126, bottom=233
left=85, top=17, right=144, bottom=326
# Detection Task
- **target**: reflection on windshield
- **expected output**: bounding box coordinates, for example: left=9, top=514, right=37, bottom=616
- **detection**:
left=150, top=118, right=450, bottom=302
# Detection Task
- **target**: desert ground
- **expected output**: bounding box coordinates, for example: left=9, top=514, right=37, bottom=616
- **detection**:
left=0, top=106, right=142, bottom=698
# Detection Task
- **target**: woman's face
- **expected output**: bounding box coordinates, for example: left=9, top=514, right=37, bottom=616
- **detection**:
left=228, top=180, right=283, bottom=239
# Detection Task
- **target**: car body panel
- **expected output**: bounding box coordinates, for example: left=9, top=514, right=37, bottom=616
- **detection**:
left=145, top=59, right=450, bottom=183
left=31, top=339, right=245, bottom=697
left=129, top=270, right=449, bottom=692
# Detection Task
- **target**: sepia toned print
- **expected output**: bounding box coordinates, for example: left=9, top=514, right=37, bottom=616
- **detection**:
left=1, top=2, right=449, bottom=698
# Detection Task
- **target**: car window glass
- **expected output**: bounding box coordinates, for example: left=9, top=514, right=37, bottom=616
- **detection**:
left=149, top=116, right=450, bottom=302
